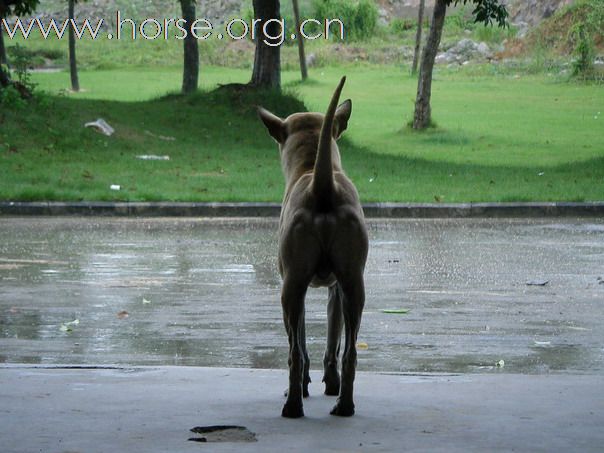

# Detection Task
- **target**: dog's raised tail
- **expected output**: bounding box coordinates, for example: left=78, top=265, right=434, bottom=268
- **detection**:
left=313, top=76, right=346, bottom=210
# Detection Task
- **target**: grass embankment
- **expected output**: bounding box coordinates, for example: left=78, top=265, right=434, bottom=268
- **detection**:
left=1, top=67, right=603, bottom=202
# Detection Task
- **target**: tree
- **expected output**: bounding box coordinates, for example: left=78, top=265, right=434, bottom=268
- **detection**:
left=180, top=0, right=199, bottom=94
left=411, top=0, right=425, bottom=76
left=250, top=0, right=281, bottom=89
left=291, top=0, right=307, bottom=81
left=68, top=0, right=80, bottom=91
left=0, top=55, right=9, bottom=88
left=0, top=0, right=40, bottom=90
left=412, top=0, right=507, bottom=129
left=0, top=14, right=7, bottom=66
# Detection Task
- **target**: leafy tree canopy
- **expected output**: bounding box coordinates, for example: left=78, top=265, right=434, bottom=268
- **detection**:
left=0, top=0, right=40, bottom=17
left=450, top=0, right=508, bottom=27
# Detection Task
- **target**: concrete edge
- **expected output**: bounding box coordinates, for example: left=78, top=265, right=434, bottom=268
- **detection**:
left=0, top=201, right=603, bottom=218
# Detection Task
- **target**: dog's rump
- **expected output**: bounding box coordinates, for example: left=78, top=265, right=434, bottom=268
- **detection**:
left=309, top=212, right=337, bottom=286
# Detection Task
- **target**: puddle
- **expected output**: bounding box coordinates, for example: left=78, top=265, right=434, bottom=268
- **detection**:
left=188, top=425, right=257, bottom=443
left=1, top=217, right=604, bottom=374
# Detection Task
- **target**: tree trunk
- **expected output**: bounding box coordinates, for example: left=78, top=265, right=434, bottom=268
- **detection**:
left=413, top=0, right=447, bottom=130
left=0, top=21, right=9, bottom=89
left=292, top=0, right=307, bottom=81
left=68, top=0, right=80, bottom=92
left=250, top=0, right=281, bottom=89
left=411, top=0, right=425, bottom=76
left=181, top=0, right=199, bottom=94
left=0, top=64, right=10, bottom=88
left=0, top=21, right=8, bottom=66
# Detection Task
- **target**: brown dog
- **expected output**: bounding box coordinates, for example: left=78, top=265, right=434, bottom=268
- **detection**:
left=258, top=77, right=368, bottom=418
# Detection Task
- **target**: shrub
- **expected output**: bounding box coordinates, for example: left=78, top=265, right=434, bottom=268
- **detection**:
left=571, top=23, right=596, bottom=78
left=390, top=17, right=415, bottom=36
left=6, top=44, right=36, bottom=93
left=312, top=0, right=378, bottom=41
left=474, top=23, right=516, bottom=43
left=0, top=84, right=28, bottom=109
left=568, top=0, right=603, bottom=79
left=446, top=5, right=475, bottom=32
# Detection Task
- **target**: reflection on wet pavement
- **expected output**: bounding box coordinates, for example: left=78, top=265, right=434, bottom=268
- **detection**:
left=1, top=217, right=603, bottom=374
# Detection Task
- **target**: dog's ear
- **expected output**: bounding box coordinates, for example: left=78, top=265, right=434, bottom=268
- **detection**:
left=257, top=106, right=286, bottom=144
left=333, top=99, right=352, bottom=139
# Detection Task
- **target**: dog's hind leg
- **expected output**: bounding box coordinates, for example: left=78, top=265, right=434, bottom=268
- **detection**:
left=300, top=311, right=311, bottom=398
left=281, top=275, right=309, bottom=418
left=323, top=283, right=343, bottom=396
left=330, top=275, right=365, bottom=417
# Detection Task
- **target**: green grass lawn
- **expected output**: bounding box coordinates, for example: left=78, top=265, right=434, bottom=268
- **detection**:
left=1, top=65, right=603, bottom=202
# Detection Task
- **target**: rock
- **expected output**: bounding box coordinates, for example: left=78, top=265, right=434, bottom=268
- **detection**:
left=513, top=21, right=531, bottom=39
left=507, top=0, right=574, bottom=26
left=378, top=8, right=389, bottom=27
left=435, top=53, right=451, bottom=64
left=305, top=53, right=316, bottom=67
left=477, top=42, right=491, bottom=56
left=435, top=39, right=493, bottom=65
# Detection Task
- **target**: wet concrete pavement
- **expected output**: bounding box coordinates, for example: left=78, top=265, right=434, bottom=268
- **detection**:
left=2, top=216, right=604, bottom=452
left=2, top=365, right=603, bottom=453
left=1, top=217, right=604, bottom=374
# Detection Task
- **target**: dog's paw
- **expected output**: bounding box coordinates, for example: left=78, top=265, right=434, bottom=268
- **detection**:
left=323, top=380, right=340, bottom=396
left=303, top=374, right=311, bottom=398
left=282, top=401, right=304, bottom=418
left=322, top=369, right=340, bottom=396
left=330, top=399, right=355, bottom=417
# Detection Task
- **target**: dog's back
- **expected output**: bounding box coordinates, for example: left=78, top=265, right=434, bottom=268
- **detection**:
left=281, top=77, right=365, bottom=286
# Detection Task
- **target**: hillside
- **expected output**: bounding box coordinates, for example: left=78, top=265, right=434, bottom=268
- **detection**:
left=527, top=0, right=603, bottom=54
left=502, top=0, right=604, bottom=58
left=13, top=0, right=580, bottom=27
left=373, top=0, right=575, bottom=25
left=2, top=0, right=601, bottom=69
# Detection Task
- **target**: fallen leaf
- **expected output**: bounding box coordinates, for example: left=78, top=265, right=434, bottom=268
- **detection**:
left=526, top=280, right=549, bottom=286
left=144, top=130, right=176, bottom=141
left=136, top=155, right=170, bottom=161
left=84, top=118, right=114, bottom=136
left=356, top=342, right=369, bottom=350
left=380, top=308, right=410, bottom=314
left=60, top=319, right=79, bottom=332
left=142, top=298, right=151, bottom=304
left=117, top=310, right=129, bottom=319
